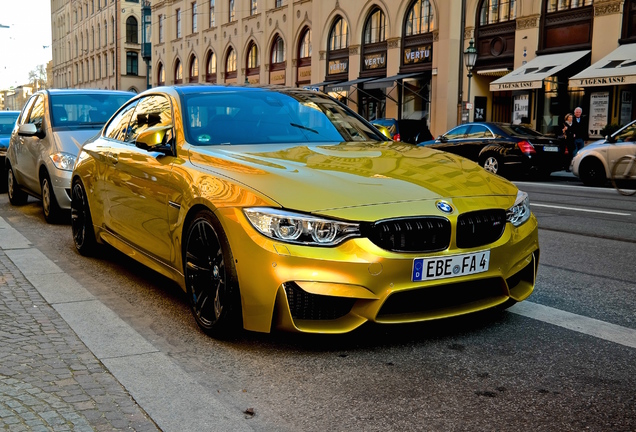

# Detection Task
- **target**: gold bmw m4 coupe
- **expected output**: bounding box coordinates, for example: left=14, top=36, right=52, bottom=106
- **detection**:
left=71, top=85, right=539, bottom=337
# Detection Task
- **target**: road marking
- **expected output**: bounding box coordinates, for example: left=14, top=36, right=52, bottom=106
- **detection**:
left=509, top=301, right=636, bottom=349
left=514, top=181, right=617, bottom=192
left=531, top=203, right=631, bottom=216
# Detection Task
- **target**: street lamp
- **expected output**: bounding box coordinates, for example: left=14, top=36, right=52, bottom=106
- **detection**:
left=463, top=39, right=478, bottom=122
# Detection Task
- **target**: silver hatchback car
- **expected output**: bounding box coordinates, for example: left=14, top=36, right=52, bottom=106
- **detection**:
left=6, top=89, right=133, bottom=222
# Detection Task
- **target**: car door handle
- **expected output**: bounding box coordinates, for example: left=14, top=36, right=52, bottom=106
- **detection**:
left=106, top=152, right=118, bottom=165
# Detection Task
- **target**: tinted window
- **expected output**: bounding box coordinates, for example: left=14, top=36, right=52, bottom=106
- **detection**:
left=126, top=95, right=173, bottom=143
left=0, top=113, right=19, bottom=136
left=104, top=100, right=139, bottom=141
left=466, top=125, right=493, bottom=139
left=444, top=125, right=470, bottom=140
left=28, top=96, right=45, bottom=129
left=182, top=90, right=383, bottom=145
left=498, top=124, right=543, bottom=137
left=50, top=93, right=133, bottom=128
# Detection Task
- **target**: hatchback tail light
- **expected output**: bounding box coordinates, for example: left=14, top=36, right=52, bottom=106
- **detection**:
left=394, top=133, right=401, bottom=142
left=517, top=140, right=536, bottom=154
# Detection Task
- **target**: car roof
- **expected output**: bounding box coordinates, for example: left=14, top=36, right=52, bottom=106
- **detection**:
left=43, top=89, right=135, bottom=96
left=0, top=111, right=20, bottom=115
left=171, top=84, right=321, bottom=96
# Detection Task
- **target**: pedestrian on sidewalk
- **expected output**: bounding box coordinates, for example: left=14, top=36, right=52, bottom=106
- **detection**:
left=561, top=113, right=575, bottom=169
left=570, top=106, right=588, bottom=156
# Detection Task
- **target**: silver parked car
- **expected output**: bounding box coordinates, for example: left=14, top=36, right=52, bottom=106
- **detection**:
left=6, top=89, right=133, bottom=222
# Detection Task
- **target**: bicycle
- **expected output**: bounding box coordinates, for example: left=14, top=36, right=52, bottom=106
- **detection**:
left=611, top=154, right=636, bottom=196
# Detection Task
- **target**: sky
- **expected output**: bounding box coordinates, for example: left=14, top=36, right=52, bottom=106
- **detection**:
left=0, top=0, right=53, bottom=90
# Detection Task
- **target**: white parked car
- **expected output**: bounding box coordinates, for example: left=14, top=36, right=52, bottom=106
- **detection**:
left=572, top=120, right=636, bottom=186
left=6, top=89, right=133, bottom=222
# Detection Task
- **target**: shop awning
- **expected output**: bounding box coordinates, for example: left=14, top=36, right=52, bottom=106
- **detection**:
left=489, top=50, right=590, bottom=91
left=305, top=80, right=341, bottom=90
left=569, top=44, right=636, bottom=87
left=325, top=78, right=374, bottom=92
left=477, top=68, right=511, bottom=77
left=364, top=73, right=423, bottom=89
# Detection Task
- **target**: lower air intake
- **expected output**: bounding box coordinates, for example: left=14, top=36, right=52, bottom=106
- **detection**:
left=284, top=282, right=355, bottom=321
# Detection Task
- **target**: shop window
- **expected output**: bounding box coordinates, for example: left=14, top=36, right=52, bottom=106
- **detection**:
left=327, top=16, right=349, bottom=80
left=190, top=55, right=199, bottom=82
left=271, top=36, right=285, bottom=65
left=297, top=27, right=311, bottom=85
left=226, top=47, right=237, bottom=81
left=206, top=51, right=217, bottom=82
left=364, top=8, right=386, bottom=44
left=404, top=0, right=434, bottom=36
left=299, top=28, right=311, bottom=59
left=329, top=17, right=348, bottom=51
left=247, top=42, right=259, bottom=69
left=175, top=59, right=183, bottom=84
left=361, top=7, right=387, bottom=77
left=157, top=62, right=165, bottom=85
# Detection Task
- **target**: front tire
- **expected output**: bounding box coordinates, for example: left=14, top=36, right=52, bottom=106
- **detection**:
left=41, top=172, right=63, bottom=224
left=71, top=178, right=98, bottom=255
left=7, top=164, right=28, bottom=206
left=184, top=210, right=242, bottom=337
left=579, top=157, right=606, bottom=187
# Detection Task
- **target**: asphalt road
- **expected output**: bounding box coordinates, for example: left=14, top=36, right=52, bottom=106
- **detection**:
left=0, top=172, right=635, bottom=432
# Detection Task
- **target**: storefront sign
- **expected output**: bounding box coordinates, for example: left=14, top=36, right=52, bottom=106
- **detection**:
left=363, top=52, right=386, bottom=70
left=620, top=91, right=632, bottom=126
left=570, top=75, right=636, bottom=87
left=247, top=75, right=260, bottom=84
left=328, top=59, right=348, bottom=75
left=269, top=70, right=285, bottom=85
left=512, top=94, right=529, bottom=125
left=403, top=45, right=432, bottom=65
left=490, top=80, right=542, bottom=91
left=225, top=77, right=237, bottom=84
left=589, top=91, right=610, bottom=137
left=298, top=65, right=311, bottom=82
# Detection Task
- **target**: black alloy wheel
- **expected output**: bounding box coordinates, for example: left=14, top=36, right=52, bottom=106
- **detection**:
left=71, top=178, right=98, bottom=256
left=184, top=210, right=241, bottom=337
left=579, top=157, right=606, bottom=187
left=7, top=165, right=28, bottom=205
left=41, top=172, right=62, bottom=223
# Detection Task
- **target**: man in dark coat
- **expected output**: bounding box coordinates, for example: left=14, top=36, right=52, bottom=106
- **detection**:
left=569, top=107, right=587, bottom=155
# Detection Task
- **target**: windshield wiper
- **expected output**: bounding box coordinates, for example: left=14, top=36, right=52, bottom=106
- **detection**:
left=290, top=122, right=318, bottom=134
left=77, top=122, right=104, bottom=126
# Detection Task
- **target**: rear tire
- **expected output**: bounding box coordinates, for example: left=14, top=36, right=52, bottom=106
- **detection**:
left=611, top=155, right=636, bottom=196
left=183, top=210, right=242, bottom=338
left=7, top=164, right=28, bottom=206
left=41, top=172, right=62, bottom=224
left=71, top=178, right=99, bottom=255
left=579, top=157, right=606, bottom=187
left=480, top=153, right=503, bottom=176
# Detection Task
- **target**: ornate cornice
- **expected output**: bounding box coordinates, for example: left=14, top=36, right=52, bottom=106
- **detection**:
left=517, top=15, right=540, bottom=30
left=387, top=37, right=400, bottom=49
left=349, top=45, right=360, bottom=55
left=594, top=1, right=623, bottom=16
left=319, top=50, right=326, bottom=60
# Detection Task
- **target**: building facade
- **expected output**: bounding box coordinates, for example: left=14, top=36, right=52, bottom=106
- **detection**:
left=51, top=0, right=148, bottom=92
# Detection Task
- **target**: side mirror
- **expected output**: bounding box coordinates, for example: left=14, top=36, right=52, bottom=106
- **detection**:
left=437, top=135, right=447, bottom=142
left=605, top=134, right=616, bottom=144
left=135, top=126, right=174, bottom=156
left=18, top=123, right=38, bottom=137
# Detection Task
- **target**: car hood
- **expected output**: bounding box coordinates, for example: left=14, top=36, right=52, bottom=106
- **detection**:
left=188, top=141, right=518, bottom=213
left=52, top=129, right=102, bottom=155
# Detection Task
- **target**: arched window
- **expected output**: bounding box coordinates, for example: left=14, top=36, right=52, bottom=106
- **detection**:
left=247, top=42, right=259, bottom=69
left=299, top=28, right=311, bottom=59
left=75, top=36, right=78, bottom=56
left=480, top=0, right=516, bottom=25
left=97, top=24, right=101, bottom=48
left=226, top=47, right=237, bottom=74
left=206, top=51, right=217, bottom=82
left=111, top=16, right=115, bottom=43
left=157, top=62, right=165, bottom=85
left=329, top=16, right=348, bottom=51
left=91, top=26, right=95, bottom=50
left=271, top=35, right=285, bottom=64
left=547, top=0, right=592, bottom=13
left=189, top=55, right=199, bottom=82
left=229, top=0, right=236, bottom=22
left=126, top=16, right=138, bottom=43
left=364, top=8, right=386, bottom=44
left=104, top=20, right=107, bottom=45
left=174, top=59, right=183, bottom=84
left=405, top=0, right=434, bottom=36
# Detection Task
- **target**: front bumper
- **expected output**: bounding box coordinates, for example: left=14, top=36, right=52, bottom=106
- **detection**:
left=48, top=166, right=73, bottom=210
left=217, top=207, right=540, bottom=334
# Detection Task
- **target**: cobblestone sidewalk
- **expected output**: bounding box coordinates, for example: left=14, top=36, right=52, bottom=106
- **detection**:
left=0, top=250, right=161, bottom=432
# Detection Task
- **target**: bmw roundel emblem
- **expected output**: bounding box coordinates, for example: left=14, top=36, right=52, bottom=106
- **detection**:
left=436, top=201, right=454, bottom=214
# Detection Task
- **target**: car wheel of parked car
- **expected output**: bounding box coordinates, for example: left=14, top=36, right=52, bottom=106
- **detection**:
left=71, top=178, right=98, bottom=256
left=41, top=172, right=62, bottom=223
left=579, top=157, right=606, bottom=187
left=480, top=153, right=503, bottom=176
left=184, top=210, right=242, bottom=337
left=7, top=164, right=28, bottom=206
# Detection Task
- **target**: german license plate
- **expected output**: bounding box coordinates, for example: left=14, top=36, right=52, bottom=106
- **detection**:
left=412, top=251, right=490, bottom=282
left=544, top=146, right=559, bottom=152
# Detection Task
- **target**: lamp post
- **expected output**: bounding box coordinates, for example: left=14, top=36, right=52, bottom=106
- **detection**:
left=463, top=39, right=478, bottom=122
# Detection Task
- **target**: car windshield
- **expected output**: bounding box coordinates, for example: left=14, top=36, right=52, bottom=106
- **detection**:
left=611, top=121, right=636, bottom=143
left=0, top=113, right=19, bottom=137
left=50, top=93, right=133, bottom=128
left=182, top=89, right=384, bottom=145
left=498, top=124, right=544, bottom=137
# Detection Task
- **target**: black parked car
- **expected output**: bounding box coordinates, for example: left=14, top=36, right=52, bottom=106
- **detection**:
left=418, top=122, right=568, bottom=178
left=371, top=118, right=433, bottom=144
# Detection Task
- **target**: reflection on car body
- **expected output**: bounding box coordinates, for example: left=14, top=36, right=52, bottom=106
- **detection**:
left=71, top=85, right=540, bottom=338
left=418, top=122, right=567, bottom=178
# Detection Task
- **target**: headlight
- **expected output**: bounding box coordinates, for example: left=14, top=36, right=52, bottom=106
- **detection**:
left=506, top=190, right=531, bottom=227
left=50, top=152, right=76, bottom=171
left=244, top=208, right=360, bottom=246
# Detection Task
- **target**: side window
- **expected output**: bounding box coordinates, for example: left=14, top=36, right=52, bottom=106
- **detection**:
left=466, top=125, right=493, bottom=139
left=28, top=96, right=46, bottom=129
left=126, top=95, right=173, bottom=144
left=104, top=100, right=139, bottom=141
left=444, top=125, right=470, bottom=140
left=19, top=96, right=38, bottom=125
